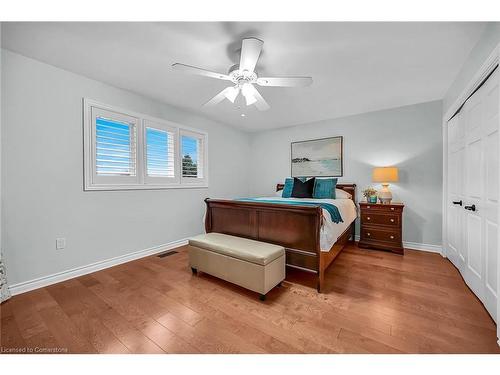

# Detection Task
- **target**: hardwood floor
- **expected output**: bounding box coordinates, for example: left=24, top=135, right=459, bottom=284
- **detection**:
left=1, top=243, right=499, bottom=354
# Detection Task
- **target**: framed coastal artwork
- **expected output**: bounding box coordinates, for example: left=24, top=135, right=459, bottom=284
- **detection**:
left=291, top=136, right=343, bottom=177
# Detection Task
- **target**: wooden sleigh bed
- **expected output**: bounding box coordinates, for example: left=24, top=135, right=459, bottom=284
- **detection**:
left=204, top=183, right=356, bottom=292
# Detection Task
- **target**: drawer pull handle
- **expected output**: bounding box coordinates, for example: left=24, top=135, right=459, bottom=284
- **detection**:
left=391, top=207, right=395, bottom=211
left=390, top=219, right=395, bottom=223
left=367, top=206, right=370, bottom=209
left=367, top=233, right=371, bottom=236
left=367, top=217, right=371, bottom=220
left=390, top=235, right=394, bottom=239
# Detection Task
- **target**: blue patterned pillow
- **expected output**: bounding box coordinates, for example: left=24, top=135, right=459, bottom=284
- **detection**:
left=313, top=178, right=338, bottom=199
left=281, top=178, right=294, bottom=198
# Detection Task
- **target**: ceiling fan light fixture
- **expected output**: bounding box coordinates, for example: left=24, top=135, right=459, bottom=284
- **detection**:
left=241, top=83, right=257, bottom=106
left=224, top=86, right=239, bottom=103
left=244, top=94, right=257, bottom=106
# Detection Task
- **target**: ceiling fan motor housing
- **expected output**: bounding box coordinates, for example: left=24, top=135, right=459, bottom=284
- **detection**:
left=228, top=64, right=257, bottom=85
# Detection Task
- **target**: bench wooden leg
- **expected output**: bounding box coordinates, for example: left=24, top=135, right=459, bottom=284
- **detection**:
left=191, top=267, right=197, bottom=275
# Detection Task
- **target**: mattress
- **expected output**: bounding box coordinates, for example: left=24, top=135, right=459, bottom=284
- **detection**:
left=247, top=197, right=358, bottom=251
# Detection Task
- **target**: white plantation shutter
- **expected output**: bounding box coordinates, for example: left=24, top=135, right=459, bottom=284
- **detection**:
left=90, top=106, right=140, bottom=187
left=196, top=137, right=205, bottom=179
left=144, top=120, right=178, bottom=184
left=84, top=99, right=207, bottom=190
left=95, top=117, right=136, bottom=176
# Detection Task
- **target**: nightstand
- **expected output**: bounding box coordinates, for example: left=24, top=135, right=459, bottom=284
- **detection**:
left=358, top=202, right=404, bottom=255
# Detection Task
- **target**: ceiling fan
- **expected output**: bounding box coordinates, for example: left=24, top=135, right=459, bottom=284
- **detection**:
left=172, top=37, right=313, bottom=111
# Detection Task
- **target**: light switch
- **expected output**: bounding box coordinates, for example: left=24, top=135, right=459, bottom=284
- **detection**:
left=56, top=238, right=66, bottom=250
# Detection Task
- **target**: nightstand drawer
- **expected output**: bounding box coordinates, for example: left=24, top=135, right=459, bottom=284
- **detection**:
left=361, top=228, right=401, bottom=244
left=361, top=212, right=399, bottom=227
left=361, top=204, right=403, bottom=213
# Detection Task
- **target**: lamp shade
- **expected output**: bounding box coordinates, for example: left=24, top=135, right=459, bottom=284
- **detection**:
left=372, top=167, right=399, bottom=183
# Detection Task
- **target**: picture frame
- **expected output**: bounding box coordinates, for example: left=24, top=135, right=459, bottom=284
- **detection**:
left=291, top=136, right=343, bottom=177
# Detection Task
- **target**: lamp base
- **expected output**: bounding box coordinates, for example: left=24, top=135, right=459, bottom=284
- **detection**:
left=377, top=183, right=392, bottom=204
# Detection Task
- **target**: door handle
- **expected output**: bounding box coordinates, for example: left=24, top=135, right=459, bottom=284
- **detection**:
left=452, top=200, right=462, bottom=206
left=464, top=204, right=476, bottom=211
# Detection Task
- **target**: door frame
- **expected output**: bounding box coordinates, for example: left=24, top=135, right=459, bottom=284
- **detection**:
left=442, top=42, right=500, bottom=345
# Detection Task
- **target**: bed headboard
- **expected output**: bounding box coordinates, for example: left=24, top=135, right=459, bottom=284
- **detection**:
left=276, top=182, right=357, bottom=203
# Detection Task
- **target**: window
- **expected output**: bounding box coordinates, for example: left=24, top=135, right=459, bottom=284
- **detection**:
left=84, top=99, right=207, bottom=190
left=180, top=129, right=205, bottom=183
left=90, top=106, right=140, bottom=187
left=144, top=120, right=177, bottom=185
left=96, top=117, right=136, bottom=177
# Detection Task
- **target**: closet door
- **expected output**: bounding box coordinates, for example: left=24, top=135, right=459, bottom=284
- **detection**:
left=446, top=115, right=465, bottom=271
left=463, top=82, right=486, bottom=302
left=446, top=68, right=498, bottom=323
left=462, top=69, right=498, bottom=321
left=482, top=70, right=498, bottom=320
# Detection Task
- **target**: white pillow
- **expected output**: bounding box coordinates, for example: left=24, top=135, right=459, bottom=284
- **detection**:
left=335, top=189, right=352, bottom=199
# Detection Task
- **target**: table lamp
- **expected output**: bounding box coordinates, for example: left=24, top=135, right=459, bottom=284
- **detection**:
left=372, top=167, right=399, bottom=204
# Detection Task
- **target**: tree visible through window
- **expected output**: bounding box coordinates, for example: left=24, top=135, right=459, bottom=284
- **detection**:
left=181, top=135, right=199, bottom=177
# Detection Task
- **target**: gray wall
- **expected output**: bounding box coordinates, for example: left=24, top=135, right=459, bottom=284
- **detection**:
left=0, top=26, right=3, bottom=263
left=1, top=50, right=250, bottom=285
left=248, top=101, right=443, bottom=246
left=1, top=48, right=447, bottom=287
left=444, top=23, right=500, bottom=114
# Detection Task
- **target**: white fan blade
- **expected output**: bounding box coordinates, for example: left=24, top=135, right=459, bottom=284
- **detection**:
left=239, top=38, right=263, bottom=73
left=245, top=84, right=270, bottom=111
left=172, top=63, right=231, bottom=81
left=257, top=76, right=313, bottom=87
left=203, top=87, right=233, bottom=107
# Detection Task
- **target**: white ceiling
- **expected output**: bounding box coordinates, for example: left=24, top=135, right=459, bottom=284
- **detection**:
left=1, top=22, right=486, bottom=131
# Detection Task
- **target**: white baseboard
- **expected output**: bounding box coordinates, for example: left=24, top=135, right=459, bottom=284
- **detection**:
left=401, top=241, right=442, bottom=254
left=353, top=235, right=442, bottom=254
left=9, top=238, right=190, bottom=296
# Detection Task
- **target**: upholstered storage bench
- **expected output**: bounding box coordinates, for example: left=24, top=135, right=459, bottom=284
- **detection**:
left=188, top=233, right=285, bottom=300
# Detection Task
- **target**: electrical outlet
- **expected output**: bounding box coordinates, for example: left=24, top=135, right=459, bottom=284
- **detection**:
left=56, top=238, right=66, bottom=250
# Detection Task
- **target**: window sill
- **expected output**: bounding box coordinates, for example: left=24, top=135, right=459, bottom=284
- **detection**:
left=84, top=183, right=209, bottom=191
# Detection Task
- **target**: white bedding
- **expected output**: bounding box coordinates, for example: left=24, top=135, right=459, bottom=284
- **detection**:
left=248, top=197, right=358, bottom=251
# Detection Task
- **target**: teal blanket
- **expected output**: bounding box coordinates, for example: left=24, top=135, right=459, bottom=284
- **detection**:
left=236, top=198, right=343, bottom=224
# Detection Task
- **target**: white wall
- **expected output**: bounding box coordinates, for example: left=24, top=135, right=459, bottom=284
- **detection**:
left=248, top=101, right=443, bottom=247
left=1, top=49, right=250, bottom=286
left=444, top=23, right=500, bottom=114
